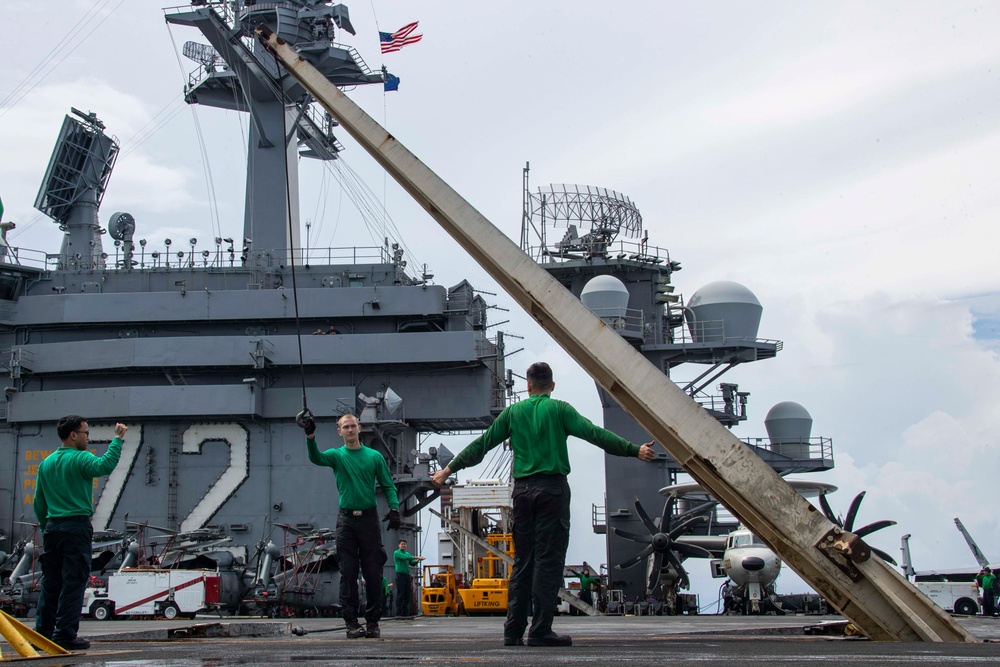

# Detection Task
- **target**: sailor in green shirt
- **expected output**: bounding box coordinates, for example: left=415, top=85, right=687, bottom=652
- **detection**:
left=433, top=362, right=655, bottom=647
left=977, top=567, right=997, bottom=617
left=35, top=417, right=127, bottom=651
left=301, top=412, right=400, bottom=639
left=393, top=538, right=425, bottom=617
left=569, top=564, right=600, bottom=609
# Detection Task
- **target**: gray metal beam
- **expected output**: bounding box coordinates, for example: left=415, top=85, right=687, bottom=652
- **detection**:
left=258, top=27, right=974, bottom=642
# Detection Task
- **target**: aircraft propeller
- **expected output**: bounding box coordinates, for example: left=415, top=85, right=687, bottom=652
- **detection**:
left=612, top=495, right=716, bottom=593
left=818, top=490, right=897, bottom=565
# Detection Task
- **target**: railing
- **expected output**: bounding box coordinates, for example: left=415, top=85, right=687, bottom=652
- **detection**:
left=592, top=504, right=606, bottom=530
left=0, top=247, right=50, bottom=270
left=587, top=307, right=645, bottom=339
left=11, top=244, right=397, bottom=273
left=530, top=236, right=673, bottom=267
left=665, top=316, right=784, bottom=351
left=740, top=436, right=834, bottom=463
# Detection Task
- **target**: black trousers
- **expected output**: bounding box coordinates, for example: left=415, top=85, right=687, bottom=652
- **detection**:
left=395, top=571, right=413, bottom=616
left=336, top=509, right=387, bottom=625
left=35, top=518, right=92, bottom=642
left=505, top=474, right=570, bottom=640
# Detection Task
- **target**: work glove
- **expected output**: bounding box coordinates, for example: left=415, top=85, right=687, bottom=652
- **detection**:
left=296, top=410, right=316, bottom=436
left=384, top=509, right=401, bottom=529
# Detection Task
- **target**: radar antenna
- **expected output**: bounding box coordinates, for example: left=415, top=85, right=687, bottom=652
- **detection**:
left=182, top=41, right=222, bottom=70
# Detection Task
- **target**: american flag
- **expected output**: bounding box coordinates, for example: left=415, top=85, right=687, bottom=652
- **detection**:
left=380, top=22, right=422, bottom=54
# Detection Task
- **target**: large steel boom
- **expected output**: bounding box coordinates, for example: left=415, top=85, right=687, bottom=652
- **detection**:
left=257, top=26, right=974, bottom=642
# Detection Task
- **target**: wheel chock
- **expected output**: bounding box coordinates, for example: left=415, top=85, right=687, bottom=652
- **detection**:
left=0, top=610, right=70, bottom=659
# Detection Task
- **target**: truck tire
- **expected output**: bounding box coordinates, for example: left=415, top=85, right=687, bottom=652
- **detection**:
left=91, top=602, right=114, bottom=621
left=161, top=602, right=180, bottom=620
left=954, top=598, right=978, bottom=616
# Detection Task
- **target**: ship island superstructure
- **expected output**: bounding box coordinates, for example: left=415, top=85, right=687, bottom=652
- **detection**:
left=0, top=0, right=509, bottom=613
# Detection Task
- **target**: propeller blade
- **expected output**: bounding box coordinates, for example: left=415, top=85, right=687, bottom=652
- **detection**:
left=844, top=491, right=866, bottom=532
left=646, top=551, right=664, bottom=595
left=659, top=494, right=677, bottom=534
left=615, top=544, right=654, bottom=570
left=672, top=541, right=715, bottom=559
left=674, top=500, right=718, bottom=525
left=872, top=547, right=898, bottom=566
left=854, top=520, right=896, bottom=539
left=669, top=514, right=709, bottom=540
left=610, top=527, right=651, bottom=544
left=665, top=549, right=690, bottom=589
left=633, top=498, right=658, bottom=535
left=818, top=493, right=839, bottom=526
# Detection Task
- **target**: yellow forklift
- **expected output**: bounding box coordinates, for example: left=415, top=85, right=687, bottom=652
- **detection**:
left=458, top=533, right=513, bottom=614
left=420, top=564, right=460, bottom=616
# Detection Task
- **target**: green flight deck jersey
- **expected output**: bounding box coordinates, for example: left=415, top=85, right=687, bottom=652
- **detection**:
left=448, top=394, right=640, bottom=478
left=307, top=437, right=399, bottom=511
left=34, top=437, right=123, bottom=530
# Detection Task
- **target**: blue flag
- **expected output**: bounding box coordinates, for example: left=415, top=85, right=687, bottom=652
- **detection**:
left=384, top=72, right=400, bottom=92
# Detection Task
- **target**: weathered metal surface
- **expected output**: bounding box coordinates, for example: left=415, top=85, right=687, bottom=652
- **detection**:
left=259, top=27, right=975, bottom=642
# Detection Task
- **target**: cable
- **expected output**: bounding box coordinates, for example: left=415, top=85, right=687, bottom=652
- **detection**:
left=270, top=49, right=310, bottom=419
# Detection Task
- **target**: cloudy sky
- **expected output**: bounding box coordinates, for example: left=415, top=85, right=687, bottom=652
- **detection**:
left=3, top=1, right=999, bottom=606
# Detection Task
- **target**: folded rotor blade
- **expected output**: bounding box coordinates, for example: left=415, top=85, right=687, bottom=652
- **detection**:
left=615, top=544, right=654, bottom=570
left=610, top=526, right=652, bottom=544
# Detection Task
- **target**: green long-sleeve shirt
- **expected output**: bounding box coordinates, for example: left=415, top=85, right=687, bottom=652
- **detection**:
left=306, top=437, right=399, bottom=511
left=394, top=548, right=421, bottom=573
left=34, top=436, right=123, bottom=531
left=449, top=393, right=640, bottom=478
left=573, top=571, right=600, bottom=591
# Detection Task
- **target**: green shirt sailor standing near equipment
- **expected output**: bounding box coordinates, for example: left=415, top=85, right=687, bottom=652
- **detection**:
left=393, top=538, right=425, bottom=617
left=34, top=417, right=127, bottom=651
left=432, top=362, right=656, bottom=647
left=301, top=413, right=400, bottom=639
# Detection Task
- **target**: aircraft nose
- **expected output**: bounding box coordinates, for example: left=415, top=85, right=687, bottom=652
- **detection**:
left=742, top=556, right=766, bottom=572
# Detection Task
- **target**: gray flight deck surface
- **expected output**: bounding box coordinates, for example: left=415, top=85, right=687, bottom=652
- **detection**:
left=19, top=615, right=1000, bottom=666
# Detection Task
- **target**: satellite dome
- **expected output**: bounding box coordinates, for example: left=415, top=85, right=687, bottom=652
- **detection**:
left=765, top=401, right=813, bottom=458
left=581, top=274, right=629, bottom=318
left=685, top=280, right=762, bottom=343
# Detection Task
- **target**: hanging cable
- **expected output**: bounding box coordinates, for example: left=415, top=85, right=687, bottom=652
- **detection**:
left=267, top=49, right=311, bottom=423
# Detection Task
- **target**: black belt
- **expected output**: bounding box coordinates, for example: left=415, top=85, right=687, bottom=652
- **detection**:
left=339, top=508, right=377, bottom=517
left=48, top=516, right=91, bottom=523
